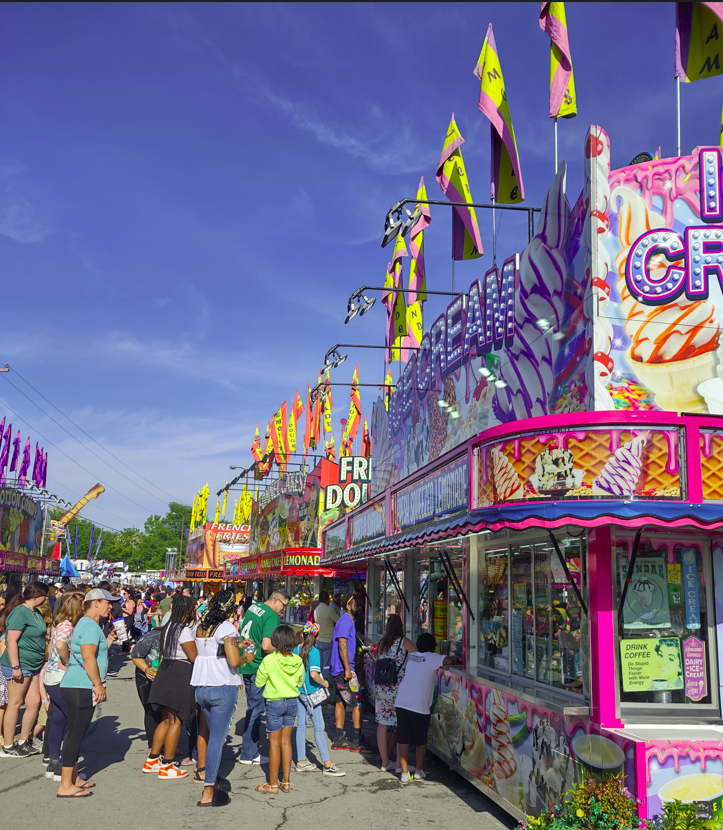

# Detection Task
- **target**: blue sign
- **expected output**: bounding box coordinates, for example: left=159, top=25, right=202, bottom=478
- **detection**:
left=681, top=547, right=701, bottom=630
left=395, top=456, right=469, bottom=532
left=351, top=500, right=386, bottom=546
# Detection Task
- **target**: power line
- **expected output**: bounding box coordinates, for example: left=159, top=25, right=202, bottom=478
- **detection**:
left=0, top=393, right=160, bottom=517
left=5, top=367, right=185, bottom=502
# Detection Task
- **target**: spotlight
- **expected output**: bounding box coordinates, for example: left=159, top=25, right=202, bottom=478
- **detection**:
left=344, top=300, right=360, bottom=324
left=332, top=349, right=347, bottom=368
left=400, top=207, right=423, bottom=238
left=381, top=200, right=404, bottom=248
left=359, top=294, right=376, bottom=316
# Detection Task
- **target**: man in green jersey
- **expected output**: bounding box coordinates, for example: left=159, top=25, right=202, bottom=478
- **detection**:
left=238, top=588, right=290, bottom=764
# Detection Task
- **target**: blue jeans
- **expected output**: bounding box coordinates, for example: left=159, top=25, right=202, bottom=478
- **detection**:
left=266, top=697, right=297, bottom=733
left=240, top=673, right=266, bottom=761
left=0, top=664, right=41, bottom=679
left=295, top=697, right=330, bottom=764
left=195, top=685, right=239, bottom=786
left=317, top=641, right=332, bottom=677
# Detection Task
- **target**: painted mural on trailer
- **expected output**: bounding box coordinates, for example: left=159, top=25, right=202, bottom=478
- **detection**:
left=370, top=126, right=723, bottom=495
left=429, top=672, right=635, bottom=818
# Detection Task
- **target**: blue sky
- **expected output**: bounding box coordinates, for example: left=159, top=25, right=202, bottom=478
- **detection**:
left=0, top=2, right=718, bottom=530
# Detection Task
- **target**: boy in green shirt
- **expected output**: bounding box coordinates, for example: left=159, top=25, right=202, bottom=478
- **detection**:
left=238, top=589, right=289, bottom=764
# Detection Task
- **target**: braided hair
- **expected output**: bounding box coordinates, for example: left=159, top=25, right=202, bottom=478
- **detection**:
left=198, top=590, right=236, bottom=639
left=159, top=595, right=196, bottom=668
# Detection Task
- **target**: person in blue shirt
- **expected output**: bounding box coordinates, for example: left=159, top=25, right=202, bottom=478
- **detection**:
left=329, top=595, right=365, bottom=752
left=293, top=622, right=344, bottom=777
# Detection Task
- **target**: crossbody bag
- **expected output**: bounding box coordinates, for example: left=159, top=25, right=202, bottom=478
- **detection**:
left=374, top=637, right=407, bottom=687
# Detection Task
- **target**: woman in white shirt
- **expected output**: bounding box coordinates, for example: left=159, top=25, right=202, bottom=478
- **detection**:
left=192, top=590, right=253, bottom=808
left=145, top=596, right=197, bottom=780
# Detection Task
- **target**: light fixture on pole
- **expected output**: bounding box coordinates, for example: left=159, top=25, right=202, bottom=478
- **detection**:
left=344, top=289, right=377, bottom=324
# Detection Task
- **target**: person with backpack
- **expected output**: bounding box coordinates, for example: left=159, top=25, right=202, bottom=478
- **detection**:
left=394, top=632, right=457, bottom=784
left=374, top=614, right=416, bottom=772
left=293, top=622, right=344, bottom=777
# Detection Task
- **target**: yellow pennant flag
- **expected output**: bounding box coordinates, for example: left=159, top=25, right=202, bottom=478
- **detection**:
left=474, top=25, right=525, bottom=204
left=436, top=114, right=485, bottom=258
left=540, top=2, right=577, bottom=119
left=323, top=372, right=333, bottom=435
left=221, top=486, right=228, bottom=519
left=676, top=3, right=723, bottom=83
left=214, top=499, right=220, bottom=523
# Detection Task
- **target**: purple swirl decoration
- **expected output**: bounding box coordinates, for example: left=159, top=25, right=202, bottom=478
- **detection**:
left=595, top=437, right=645, bottom=496
left=494, top=163, right=569, bottom=422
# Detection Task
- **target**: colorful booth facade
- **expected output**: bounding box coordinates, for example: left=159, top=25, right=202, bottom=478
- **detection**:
left=322, top=133, right=723, bottom=825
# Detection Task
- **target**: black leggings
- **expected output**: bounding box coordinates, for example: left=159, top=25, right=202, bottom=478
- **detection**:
left=135, top=671, right=162, bottom=747
left=60, top=687, right=94, bottom=769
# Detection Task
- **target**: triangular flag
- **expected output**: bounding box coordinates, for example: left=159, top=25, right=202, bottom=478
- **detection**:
left=540, top=2, right=577, bottom=119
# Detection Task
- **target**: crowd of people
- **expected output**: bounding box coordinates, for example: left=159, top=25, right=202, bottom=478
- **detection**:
left=0, top=578, right=456, bottom=804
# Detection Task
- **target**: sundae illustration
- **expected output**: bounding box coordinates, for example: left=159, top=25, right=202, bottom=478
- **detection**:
left=491, top=448, right=524, bottom=501
left=489, top=689, right=520, bottom=805
left=631, top=577, right=658, bottom=621
left=613, top=186, right=721, bottom=412
left=592, top=435, right=646, bottom=497
left=460, top=698, right=487, bottom=776
left=531, top=444, right=578, bottom=495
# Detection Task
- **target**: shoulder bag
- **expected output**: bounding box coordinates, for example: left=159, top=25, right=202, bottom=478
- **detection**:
left=374, top=637, right=407, bottom=687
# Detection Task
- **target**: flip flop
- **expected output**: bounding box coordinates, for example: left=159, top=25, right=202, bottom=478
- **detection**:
left=78, top=781, right=96, bottom=790
left=57, top=791, right=93, bottom=798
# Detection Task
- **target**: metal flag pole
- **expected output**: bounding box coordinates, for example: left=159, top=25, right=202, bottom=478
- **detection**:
left=554, top=116, right=558, bottom=172
left=492, top=196, right=497, bottom=267
left=451, top=256, right=455, bottom=293
left=677, top=76, right=681, bottom=156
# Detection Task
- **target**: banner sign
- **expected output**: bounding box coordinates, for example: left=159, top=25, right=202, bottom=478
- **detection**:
left=284, top=552, right=321, bottom=569
left=259, top=554, right=283, bottom=572
left=185, top=568, right=208, bottom=580
left=681, top=548, right=701, bottom=629
left=3, top=552, right=27, bottom=570
left=324, top=456, right=373, bottom=512
left=0, top=487, right=44, bottom=557
left=238, top=557, right=258, bottom=576
left=620, top=637, right=683, bottom=692
left=683, top=635, right=707, bottom=701
left=26, top=556, right=42, bottom=572
left=476, top=427, right=682, bottom=505
left=394, top=456, right=468, bottom=533
left=323, top=519, right=346, bottom=557
left=350, top=499, right=386, bottom=547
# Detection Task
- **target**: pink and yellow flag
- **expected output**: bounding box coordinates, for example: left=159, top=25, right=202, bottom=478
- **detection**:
left=381, top=369, right=393, bottom=411
left=322, top=372, right=333, bottom=435
left=288, top=389, right=304, bottom=453
left=436, top=114, right=484, bottom=260
left=539, top=3, right=577, bottom=119
left=675, top=2, right=723, bottom=82
left=251, top=424, right=262, bottom=463
left=361, top=417, right=372, bottom=458
left=407, top=177, right=430, bottom=348
left=303, top=382, right=312, bottom=455
left=345, top=364, right=362, bottom=441
left=383, top=233, right=410, bottom=362
left=474, top=24, right=525, bottom=204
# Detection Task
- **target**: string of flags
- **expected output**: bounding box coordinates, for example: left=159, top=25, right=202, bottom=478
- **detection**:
left=0, top=416, right=47, bottom=489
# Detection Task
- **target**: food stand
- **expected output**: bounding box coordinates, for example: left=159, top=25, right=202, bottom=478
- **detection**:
left=184, top=522, right=250, bottom=595
left=0, top=488, right=49, bottom=586
left=321, top=131, right=723, bottom=824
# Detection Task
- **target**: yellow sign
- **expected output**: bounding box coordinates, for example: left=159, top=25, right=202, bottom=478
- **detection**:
left=620, top=637, right=683, bottom=692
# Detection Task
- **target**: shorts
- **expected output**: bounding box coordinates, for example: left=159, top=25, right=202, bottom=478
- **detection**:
left=0, top=665, right=41, bottom=679
left=265, top=698, right=297, bottom=733
left=332, top=673, right=363, bottom=708
left=396, top=707, right=429, bottom=747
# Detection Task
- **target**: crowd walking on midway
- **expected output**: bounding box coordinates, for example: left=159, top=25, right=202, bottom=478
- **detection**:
left=0, top=579, right=456, bottom=805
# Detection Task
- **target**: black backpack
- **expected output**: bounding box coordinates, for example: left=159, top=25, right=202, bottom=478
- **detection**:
left=374, top=638, right=407, bottom=686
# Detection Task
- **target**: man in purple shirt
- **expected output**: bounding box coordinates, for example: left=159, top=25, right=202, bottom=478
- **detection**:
left=329, top=595, right=365, bottom=752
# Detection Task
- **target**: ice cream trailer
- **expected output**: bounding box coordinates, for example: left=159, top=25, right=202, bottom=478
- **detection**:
left=321, top=130, right=723, bottom=824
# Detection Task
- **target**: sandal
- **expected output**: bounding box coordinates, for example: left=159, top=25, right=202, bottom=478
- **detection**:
left=78, top=781, right=96, bottom=790
left=255, top=783, right=278, bottom=795
left=193, top=767, right=206, bottom=782
left=279, top=782, right=294, bottom=793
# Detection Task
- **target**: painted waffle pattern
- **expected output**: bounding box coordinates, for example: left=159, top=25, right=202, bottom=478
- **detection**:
left=638, top=430, right=679, bottom=494
left=701, top=432, right=723, bottom=500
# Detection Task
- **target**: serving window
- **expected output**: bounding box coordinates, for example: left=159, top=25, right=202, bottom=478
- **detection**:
left=478, top=532, right=588, bottom=699
left=614, top=534, right=718, bottom=715
left=366, top=554, right=405, bottom=640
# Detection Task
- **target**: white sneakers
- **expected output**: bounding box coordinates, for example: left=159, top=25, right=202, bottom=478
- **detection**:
left=239, top=754, right=268, bottom=765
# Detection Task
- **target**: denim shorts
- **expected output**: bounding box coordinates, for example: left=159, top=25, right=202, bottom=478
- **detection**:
left=266, top=697, right=297, bottom=733
left=1, top=664, right=41, bottom=679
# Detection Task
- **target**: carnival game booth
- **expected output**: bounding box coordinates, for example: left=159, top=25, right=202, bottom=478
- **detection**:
left=322, top=130, right=723, bottom=825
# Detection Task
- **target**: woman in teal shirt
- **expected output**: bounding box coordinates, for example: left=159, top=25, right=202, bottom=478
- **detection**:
left=0, top=581, right=49, bottom=758
left=58, top=588, right=117, bottom=799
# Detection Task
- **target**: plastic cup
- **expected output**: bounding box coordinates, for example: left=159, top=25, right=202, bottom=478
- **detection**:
left=112, top=619, right=127, bottom=642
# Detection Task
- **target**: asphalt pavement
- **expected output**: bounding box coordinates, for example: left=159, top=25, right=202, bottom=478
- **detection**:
left=0, top=650, right=515, bottom=830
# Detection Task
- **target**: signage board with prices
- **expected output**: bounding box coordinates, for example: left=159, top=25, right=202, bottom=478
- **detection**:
left=394, top=456, right=468, bottom=533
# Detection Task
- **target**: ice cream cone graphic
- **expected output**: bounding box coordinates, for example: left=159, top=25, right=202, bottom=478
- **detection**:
left=491, top=448, right=524, bottom=501
left=489, top=689, right=520, bottom=806
left=592, top=435, right=646, bottom=497
left=613, top=187, right=720, bottom=413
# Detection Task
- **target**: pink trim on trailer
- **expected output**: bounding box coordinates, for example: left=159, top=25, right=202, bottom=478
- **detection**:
left=635, top=739, right=648, bottom=820
left=588, top=526, right=623, bottom=729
